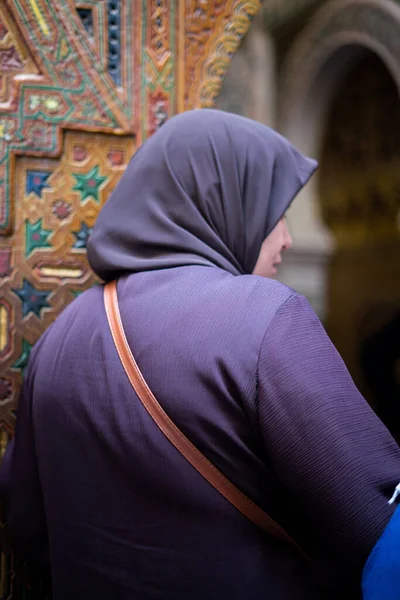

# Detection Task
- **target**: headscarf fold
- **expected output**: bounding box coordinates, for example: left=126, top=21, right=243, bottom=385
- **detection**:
left=88, top=109, right=317, bottom=280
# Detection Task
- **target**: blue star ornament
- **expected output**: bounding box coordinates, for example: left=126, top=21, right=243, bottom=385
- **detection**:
left=26, top=170, right=50, bottom=198
left=13, top=279, right=51, bottom=318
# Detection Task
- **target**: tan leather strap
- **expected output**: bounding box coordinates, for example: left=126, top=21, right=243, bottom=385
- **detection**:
left=104, top=280, right=307, bottom=559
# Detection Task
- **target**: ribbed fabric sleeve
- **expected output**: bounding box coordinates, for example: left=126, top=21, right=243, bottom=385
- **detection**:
left=257, top=294, right=400, bottom=566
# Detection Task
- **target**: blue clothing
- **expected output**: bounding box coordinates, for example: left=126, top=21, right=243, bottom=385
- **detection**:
left=363, top=505, right=400, bottom=599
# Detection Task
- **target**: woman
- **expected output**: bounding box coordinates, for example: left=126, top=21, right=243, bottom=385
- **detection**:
left=1, top=109, right=399, bottom=599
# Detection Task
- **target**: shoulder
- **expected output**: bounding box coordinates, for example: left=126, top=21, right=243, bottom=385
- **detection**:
left=172, top=267, right=305, bottom=338
left=194, top=272, right=305, bottom=369
left=28, top=285, right=104, bottom=371
left=227, top=274, right=300, bottom=327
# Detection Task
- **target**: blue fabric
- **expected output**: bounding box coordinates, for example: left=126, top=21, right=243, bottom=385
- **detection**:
left=362, top=505, right=400, bottom=599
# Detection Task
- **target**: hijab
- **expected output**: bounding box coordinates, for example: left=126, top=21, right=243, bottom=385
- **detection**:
left=87, top=109, right=317, bottom=281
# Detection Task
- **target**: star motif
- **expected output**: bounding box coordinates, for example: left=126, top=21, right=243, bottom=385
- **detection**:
left=26, top=170, right=50, bottom=198
left=73, top=222, right=92, bottom=249
left=73, top=165, right=107, bottom=203
left=13, top=279, right=51, bottom=318
left=25, top=219, right=52, bottom=257
left=12, top=339, right=32, bottom=373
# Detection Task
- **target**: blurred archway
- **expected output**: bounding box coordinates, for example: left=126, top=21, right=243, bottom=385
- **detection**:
left=216, top=0, right=400, bottom=433
left=319, top=50, right=400, bottom=432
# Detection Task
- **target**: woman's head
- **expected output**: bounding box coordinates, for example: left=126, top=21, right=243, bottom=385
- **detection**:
left=88, top=109, right=317, bottom=280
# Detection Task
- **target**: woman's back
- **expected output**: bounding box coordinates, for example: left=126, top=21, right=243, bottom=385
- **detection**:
left=27, top=267, right=316, bottom=599
left=2, top=110, right=400, bottom=599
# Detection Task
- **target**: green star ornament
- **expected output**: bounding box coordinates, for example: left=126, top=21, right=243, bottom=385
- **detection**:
left=73, top=165, right=107, bottom=203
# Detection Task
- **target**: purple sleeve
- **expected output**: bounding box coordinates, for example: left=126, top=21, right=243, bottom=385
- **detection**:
left=0, top=367, right=49, bottom=567
left=257, top=294, right=400, bottom=566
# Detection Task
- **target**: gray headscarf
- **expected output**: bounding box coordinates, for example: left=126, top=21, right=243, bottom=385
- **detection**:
left=87, top=109, right=317, bottom=280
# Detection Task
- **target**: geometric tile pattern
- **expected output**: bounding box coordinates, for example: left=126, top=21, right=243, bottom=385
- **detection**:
left=1, top=129, right=135, bottom=434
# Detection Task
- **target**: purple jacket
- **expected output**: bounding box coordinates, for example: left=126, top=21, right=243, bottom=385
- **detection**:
left=1, top=266, right=399, bottom=599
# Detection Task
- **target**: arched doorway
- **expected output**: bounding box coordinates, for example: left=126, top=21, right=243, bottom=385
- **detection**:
left=319, top=49, right=400, bottom=432
left=278, top=0, right=400, bottom=435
